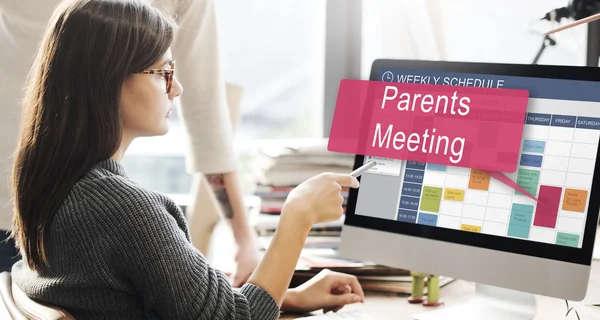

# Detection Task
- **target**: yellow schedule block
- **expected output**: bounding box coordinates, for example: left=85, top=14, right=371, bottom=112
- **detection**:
left=461, top=224, right=481, bottom=233
left=444, top=188, right=465, bottom=201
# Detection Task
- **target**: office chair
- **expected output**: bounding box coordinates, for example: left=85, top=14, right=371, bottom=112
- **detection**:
left=0, top=272, right=74, bottom=320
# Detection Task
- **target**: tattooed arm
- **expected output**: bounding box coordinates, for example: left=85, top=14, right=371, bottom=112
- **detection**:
left=205, top=171, right=260, bottom=287
left=205, top=172, right=236, bottom=219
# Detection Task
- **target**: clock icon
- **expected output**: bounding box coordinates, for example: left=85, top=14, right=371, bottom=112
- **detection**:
left=382, top=71, right=394, bottom=82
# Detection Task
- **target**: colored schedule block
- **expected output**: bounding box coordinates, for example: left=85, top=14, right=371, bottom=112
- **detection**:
left=468, top=169, right=491, bottom=191
left=507, top=203, right=534, bottom=239
left=427, top=164, right=447, bottom=172
left=522, top=140, right=546, bottom=153
left=443, top=188, right=465, bottom=201
left=556, top=232, right=580, bottom=247
left=515, top=169, right=540, bottom=196
left=519, top=154, right=543, bottom=168
left=397, top=209, right=418, bottom=223
left=420, top=186, right=442, bottom=213
left=533, top=185, right=562, bottom=228
left=562, top=188, right=588, bottom=213
left=461, top=224, right=481, bottom=233
left=417, top=213, right=438, bottom=226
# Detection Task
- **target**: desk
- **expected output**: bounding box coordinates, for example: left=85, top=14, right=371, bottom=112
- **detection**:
left=279, top=260, right=600, bottom=319
left=207, top=222, right=600, bottom=320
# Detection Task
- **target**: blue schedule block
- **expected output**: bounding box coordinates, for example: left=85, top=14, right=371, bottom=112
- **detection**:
left=427, top=163, right=447, bottom=171
left=406, top=161, right=426, bottom=170
left=397, top=209, right=417, bottom=223
left=402, top=183, right=422, bottom=197
left=417, top=213, right=438, bottom=226
left=522, top=140, right=545, bottom=153
left=399, top=196, right=420, bottom=211
left=404, top=169, right=424, bottom=183
left=520, top=154, right=543, bottom=168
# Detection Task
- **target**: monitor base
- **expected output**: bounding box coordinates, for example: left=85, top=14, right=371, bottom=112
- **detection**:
left=413, top=283, right=536, bottom=320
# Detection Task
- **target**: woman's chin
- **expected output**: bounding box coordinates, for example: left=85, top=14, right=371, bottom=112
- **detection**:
left=141, top=124, right=170, bottom=137
left=156, top=124, right=169, bottom=136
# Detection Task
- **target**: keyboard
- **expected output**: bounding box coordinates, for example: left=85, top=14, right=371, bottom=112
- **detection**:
left=295, top=311, right=376, bottom=319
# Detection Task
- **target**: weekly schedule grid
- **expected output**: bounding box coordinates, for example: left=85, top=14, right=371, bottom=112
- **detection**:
left=358, top=68, right=600, bottom=249
left=356, top=68, right=600, bottom=248
left=365, top=100, right=599, bottom=249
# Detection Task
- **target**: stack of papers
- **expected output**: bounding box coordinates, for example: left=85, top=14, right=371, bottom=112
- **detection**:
left=250, top=139, right=354, bottom=214
left=252, top=138, right=354, bottom=187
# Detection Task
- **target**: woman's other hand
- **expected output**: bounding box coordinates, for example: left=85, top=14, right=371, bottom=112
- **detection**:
left=281, top=269, right=365, bottom=314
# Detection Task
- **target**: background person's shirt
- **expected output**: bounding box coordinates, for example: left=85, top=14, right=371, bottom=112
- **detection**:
left=0, top=0, right=236, bottom=231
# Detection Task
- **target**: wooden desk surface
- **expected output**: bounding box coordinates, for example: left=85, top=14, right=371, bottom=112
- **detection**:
left=207, top=222, right=600, bottom=320
left=279, top=260, right=600, bottom=320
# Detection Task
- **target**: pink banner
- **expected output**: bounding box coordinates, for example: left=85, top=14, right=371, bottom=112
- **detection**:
left=327, top=79, right=530, bottom=173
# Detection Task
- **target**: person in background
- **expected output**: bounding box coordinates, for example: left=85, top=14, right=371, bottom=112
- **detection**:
left=9, top=0, right=365, bottom=319
left=155, top=0, right=261, bottom=288
left=0, top=0, right=260, bottom=285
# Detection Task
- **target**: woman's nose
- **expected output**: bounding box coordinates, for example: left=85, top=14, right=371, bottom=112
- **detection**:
left=170, top=77, right=183, bottom=99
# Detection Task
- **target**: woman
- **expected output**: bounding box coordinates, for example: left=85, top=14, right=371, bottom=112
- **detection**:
left=9, top=0, right=364, bottom=319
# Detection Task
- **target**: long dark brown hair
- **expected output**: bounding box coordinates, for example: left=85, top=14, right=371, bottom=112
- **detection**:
left=10, top=0, right=176, bottom=271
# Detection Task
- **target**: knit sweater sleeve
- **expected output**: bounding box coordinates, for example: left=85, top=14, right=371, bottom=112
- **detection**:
left=93, top=179, right=279, bottom=319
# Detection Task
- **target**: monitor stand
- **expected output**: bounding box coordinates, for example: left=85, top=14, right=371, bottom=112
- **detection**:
left=413, top=283, right=537, bottom=320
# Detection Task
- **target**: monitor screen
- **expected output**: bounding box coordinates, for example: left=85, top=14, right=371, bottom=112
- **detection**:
left=344, top=60, right=600, bottom=265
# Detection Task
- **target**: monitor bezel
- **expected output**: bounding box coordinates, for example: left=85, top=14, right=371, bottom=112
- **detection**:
left=343, top=59, right=600, bottom=266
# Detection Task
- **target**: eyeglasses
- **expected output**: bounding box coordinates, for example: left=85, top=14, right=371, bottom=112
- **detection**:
left=135, top=60, right=175, bottom=94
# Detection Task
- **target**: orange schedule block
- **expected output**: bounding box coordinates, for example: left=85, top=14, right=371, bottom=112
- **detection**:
left=461, top=224, right=481, bottom=233
left=468, top=169, right=491, bottom=191
left=562, top=188, right=588, bottom=213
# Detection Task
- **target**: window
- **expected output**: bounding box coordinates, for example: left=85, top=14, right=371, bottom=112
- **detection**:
left=360, top=0, right=588, bottom=80
left=122, top=0, right=327, bottom=195
left=216, top=0, right=326, bottom=141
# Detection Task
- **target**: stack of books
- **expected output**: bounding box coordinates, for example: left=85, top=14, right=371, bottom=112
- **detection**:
left=250, top=138, right=353, bottom=216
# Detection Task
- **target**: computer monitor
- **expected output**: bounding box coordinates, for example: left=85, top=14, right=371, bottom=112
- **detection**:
left=338, top=59, right=600, bottom=320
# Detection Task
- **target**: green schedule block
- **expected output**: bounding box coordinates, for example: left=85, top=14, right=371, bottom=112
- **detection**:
left=556, top=232, right=580, bottom=248
left=507, top=203, right=534, bottom=239
left=420, top=186, right=442, bottom=213
left=515, top=169, right=540, bottom=197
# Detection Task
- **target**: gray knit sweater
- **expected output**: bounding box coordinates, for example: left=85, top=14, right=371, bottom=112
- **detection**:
left=11, top=159, right=280, bottom=319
